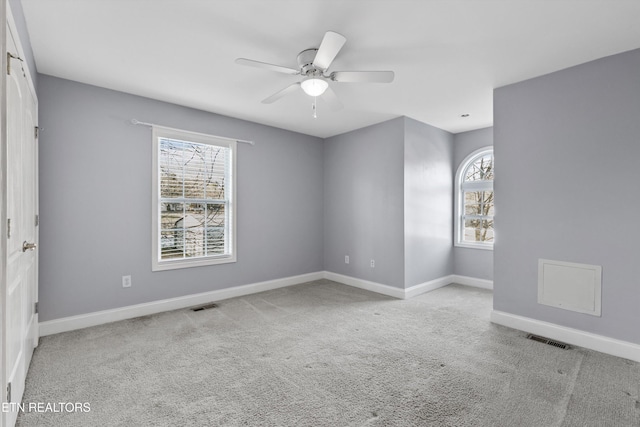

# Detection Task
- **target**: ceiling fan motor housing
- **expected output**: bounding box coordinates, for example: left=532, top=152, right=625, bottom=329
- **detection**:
left=297, top=48, right=322, bottom=76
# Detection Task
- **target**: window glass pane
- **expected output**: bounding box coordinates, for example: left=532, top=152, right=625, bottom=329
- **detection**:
left=182, top=227, right=204, bottom=258
left=160, top=140, right=229, bottom=201
left=204, top=146, right=228, bottom=200
left=206, top=203, right=225, bottom=228
left=180, top=203, right=205, bottom=258
left=161, top=230, right=184, bottom=260
left=185, top=202, right=205, bottom=220
left=160, top=139, right=184, bottom=198
left=207, top=228, right=225, bottom=255
left=481, top=220, right=494, bottom=242
left=206, top=203, right=226, bottom=255
left=484, top=191, right=495, bottom=216
left=463, top=218, right=479, bottom=242
left=464, top=191, right=480, bottom=204
left=465, top=204, right=481, bottom=215
left=463, top=219, right=494, bottom=243
left=161, top=202, right=184, bottom=260
left=464, top=155, right=493, bottom=182
left=183, top=143, right=206, bottom=199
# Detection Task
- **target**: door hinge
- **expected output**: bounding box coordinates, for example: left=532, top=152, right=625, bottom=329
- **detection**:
left=34, top=126, right=40, bottom=139
left=35, top=214, right=39, bottom=227
left=7, top=382, right=11, bottom=403
left=7, top=52, right=23, bottom=75
left=35, top=302, right=39, bottom=314
left=7, top=218, right=11, bottom=239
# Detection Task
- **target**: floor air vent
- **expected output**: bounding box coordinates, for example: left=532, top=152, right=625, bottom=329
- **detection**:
left=191, top=303, right=218, bottom=312
left=526, top=334, right=570, bottom=350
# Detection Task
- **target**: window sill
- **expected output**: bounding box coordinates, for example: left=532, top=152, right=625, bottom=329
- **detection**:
left=152, top=255, right=236, bottom=271
left=454, top=242, right=494, bottom=251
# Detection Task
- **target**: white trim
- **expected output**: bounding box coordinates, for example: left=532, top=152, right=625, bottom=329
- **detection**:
left=323, top=271, right=406, bottom=299
left=405, top=275, right=454, bottom=298
left=323, top=271, right=456, bottom=299
left=39, top=272, right=491, bottom=337
left=455, top=242, right=494, bottom=251
left=490, top=310, right=640, bottom=363
left=39, top=271, right=323, bottom=336
left=452, top=274, right=494, bottom=290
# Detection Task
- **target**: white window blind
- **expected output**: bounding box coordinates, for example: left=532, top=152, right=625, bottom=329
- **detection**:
left=152, top=126, right=236, bottom=271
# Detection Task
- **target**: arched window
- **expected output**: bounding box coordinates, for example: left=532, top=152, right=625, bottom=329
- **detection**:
left=455, top=148, right=494, bottom=249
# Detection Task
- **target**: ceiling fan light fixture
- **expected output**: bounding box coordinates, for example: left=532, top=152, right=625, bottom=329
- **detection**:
left=301, top=77, right=328, bottom=97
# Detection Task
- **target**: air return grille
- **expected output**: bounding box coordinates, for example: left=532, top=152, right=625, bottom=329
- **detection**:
left=526, top=334, right=570, bottom=350
left=191, top=303, right=218, bottom=312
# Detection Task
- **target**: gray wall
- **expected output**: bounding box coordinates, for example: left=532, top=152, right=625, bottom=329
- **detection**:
left=38, top=75, right=324, bottom=321
left=404, top=117, right=454, bottom=287
left=494, top=48, right=640, bottom=344
left=323, top=118, right=406, bottom=288
left=453, top=127, right=494, bottom=281
left=8, top=0, right=37, bottom=87
left=323, top=116, right=455, bottom=289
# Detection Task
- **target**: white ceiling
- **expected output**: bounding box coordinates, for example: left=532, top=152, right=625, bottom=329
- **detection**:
left=21, top=0, right=640, bottom=138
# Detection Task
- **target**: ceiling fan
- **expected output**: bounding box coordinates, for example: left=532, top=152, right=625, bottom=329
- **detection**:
left=236, top=31, right=394, bottom=113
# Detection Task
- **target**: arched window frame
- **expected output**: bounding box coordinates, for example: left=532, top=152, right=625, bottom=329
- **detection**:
left=454, top=147, right=494, bottom=250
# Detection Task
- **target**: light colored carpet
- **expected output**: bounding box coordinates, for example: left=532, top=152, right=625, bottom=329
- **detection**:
left=16, top=280, right=640, bottom=426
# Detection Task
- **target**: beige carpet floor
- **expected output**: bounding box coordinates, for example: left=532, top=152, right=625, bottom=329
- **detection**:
left=16, top=280, right=640, bottom=426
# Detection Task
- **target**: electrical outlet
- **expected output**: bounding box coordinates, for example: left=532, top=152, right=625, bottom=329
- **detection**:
left=370, top=259, right=375, bottom=268
left=345, top=255, right=349, bottom=264
left=122, top=275, right=132, bottom=288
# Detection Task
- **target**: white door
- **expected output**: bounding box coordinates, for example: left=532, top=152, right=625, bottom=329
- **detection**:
left=3, top=23, right=39, bottom=427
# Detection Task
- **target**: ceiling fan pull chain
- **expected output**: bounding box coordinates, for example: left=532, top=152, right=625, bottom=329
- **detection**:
left=313, top=96, right=318, bottom=119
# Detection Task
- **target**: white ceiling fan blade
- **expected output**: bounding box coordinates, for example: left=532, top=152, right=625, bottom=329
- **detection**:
left=312, top=31, right=346, bottom=71
left=330, top=71, right=395, bottom=83
left=261, top=82, right=301, bottom=104
left=236, top=58, right=299, bottom=75
left=320, top=86, right=343, bottom=111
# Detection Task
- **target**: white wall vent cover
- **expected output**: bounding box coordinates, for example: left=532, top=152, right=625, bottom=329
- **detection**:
left=538, top=259, right=602, bottom=316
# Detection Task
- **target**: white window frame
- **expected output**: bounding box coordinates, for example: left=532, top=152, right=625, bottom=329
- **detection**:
left=152, top=126, right=237, bottom=271
left=454, top=147, right=494, bottom=250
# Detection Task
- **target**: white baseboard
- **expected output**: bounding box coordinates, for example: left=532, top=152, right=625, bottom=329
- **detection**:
left=323, top=271, right=405, bottom=299
left=323, top=271, right=456, bottom=299
left=39, top=270, right=492, bottom=337
left=452, top=274, right=493, bottom=290
left=405, top=275, right=454, bottom=299
left=39, top=271, right=324, bottom=336
left=491, top=310, right=640, bottom=363
left=41, top=270, right=640, bottom=363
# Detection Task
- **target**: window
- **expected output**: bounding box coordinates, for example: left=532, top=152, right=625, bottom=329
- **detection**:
left=455, top=147, right=494, bottom=249
left=152, top=126, right=236, bottom=271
